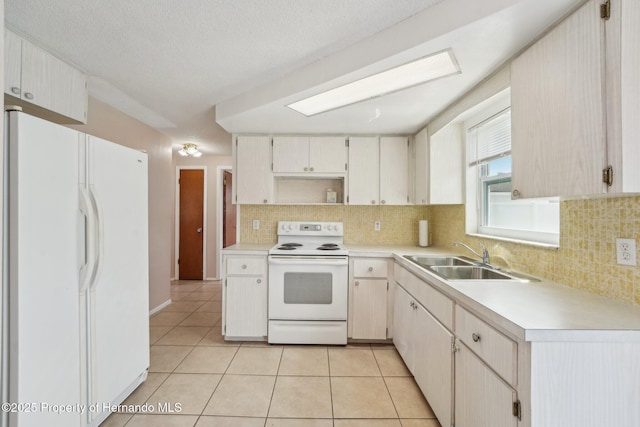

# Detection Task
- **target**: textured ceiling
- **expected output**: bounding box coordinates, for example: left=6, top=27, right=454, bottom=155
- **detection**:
left=5, top=0, right=582, bottom=155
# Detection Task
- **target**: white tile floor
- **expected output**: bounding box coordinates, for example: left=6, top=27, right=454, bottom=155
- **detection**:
left=101, top=280, right=442, bottom=427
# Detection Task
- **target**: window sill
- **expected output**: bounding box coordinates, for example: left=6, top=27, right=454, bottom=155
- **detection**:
left=467, top=233, right=559, bottom=249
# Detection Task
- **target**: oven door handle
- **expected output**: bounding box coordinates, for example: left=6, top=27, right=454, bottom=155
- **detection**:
left=269, top=257, right=348, bottom=266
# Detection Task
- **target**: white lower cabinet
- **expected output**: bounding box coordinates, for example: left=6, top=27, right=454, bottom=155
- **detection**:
left=455, top=340, right=518, bottom=427
left=222, top=255, right=267, bottom=339
left=349, top=258, right=390, bottom=340
left=393, top=283, right=453, bottom=427
left=351, top=279, right=387, bottom=339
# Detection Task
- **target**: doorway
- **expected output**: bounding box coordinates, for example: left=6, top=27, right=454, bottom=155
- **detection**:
left=223, top=170, right=237, bottom=248
left=177, top=168, right=206, bottom=280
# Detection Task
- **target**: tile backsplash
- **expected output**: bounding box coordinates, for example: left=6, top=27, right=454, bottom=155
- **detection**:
left=239, top=205, right=429, bottom=246
left=430, top=196, right=640, bottom=306
left=238, top=196, right=639, bottom=306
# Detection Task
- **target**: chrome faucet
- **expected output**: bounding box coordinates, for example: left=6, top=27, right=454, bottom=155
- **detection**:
left=454, top=242, right=490, bottom=265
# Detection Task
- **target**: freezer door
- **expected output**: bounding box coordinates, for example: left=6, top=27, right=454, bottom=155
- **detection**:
left=5, top=111, right=83, bottom=426
left=85, top=136, right=149, bottom=425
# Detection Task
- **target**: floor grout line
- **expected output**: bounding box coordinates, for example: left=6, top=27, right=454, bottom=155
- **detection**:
left=116, top=280, right=439, bottom=427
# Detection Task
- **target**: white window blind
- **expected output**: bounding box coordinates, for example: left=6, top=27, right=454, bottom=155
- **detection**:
left=467, top=109, right=511, bottom=165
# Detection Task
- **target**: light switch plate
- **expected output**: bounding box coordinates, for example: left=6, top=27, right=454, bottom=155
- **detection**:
left=616, top=238, right=636, bottom=266
left=374, top=221, right=381, bottom=231
left=252, top=219, right=260, bottom=230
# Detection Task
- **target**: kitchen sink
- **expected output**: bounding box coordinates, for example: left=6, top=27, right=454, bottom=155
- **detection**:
left=428, top=265, right=514, bottom=280
left=403, top=255, right=475, bottom=268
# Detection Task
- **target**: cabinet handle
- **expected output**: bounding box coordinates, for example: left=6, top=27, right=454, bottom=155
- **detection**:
left=242, top=264, right=247, bottom=269
left=512, top=189, right=520, bottom=199
left=309, top=167, right=314, bottom=172
left=355, top=281, right=359, bottom=286
left=371, top=200, right=376, bottom=205
left=409, top=301, right=414, bottom=308
left=304, top=167, right=308, bottom=172
left=381, top=200, right=386, bottom=205
left=256, top=279, right=262, bottom=284
left=263, top=199, right=268, bottom=204
left=24, top=92, right=34, bottom=100
left=10, top=87, right=20, bottom=95
left=472, top=333, right=481, bottom=343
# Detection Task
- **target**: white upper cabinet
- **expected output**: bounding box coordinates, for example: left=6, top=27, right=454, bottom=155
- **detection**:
left=604, top=0, right=640, bottom=194
left=429, top=124, right=464, bottom=204
left=348, top=136, right=409, bottom=205
left=4, top=29, right=88, bottom=124
left=380, top=136, right=410, bottom=205
left=234, top=136, right=273, bottom=204
left=414, top=128, right=429, bottom=205
left=273, top=136, right=346, bottom=174
left=347, top=136, right=379, bottom=205
left=414, top=124, right=464, bottom=205
left=511, top=0, right=639, bottom=198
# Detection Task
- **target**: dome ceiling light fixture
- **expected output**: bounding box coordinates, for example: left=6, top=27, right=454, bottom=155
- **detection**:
left=178, top=143, right=202, bottom=157
left=287, top=49, right=460, bottom=117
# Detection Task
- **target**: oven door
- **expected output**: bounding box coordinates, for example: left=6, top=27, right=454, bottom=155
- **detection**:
left=268, top=256, right=348, bottom=320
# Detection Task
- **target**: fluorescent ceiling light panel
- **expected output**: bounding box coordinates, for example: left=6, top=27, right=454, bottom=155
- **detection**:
left=287, top=49, right=460, bottom=116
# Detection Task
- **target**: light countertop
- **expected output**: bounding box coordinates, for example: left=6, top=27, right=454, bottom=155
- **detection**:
left=221, top=243, right=273, bottom=255
left=393, top=251, right=640, bottom=343
left=222, top=243, right=640, bottom=342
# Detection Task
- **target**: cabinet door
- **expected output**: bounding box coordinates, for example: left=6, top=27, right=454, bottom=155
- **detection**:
left=455, top=341, right=518, bottom=427
left=430, top=123, right=463, bottom=204
left=235, top=136, right=272, bottom=204
left=21, top=38, right=88, bottom=123
left=348, top=136, right=379, bottom=205
left=351, top=279, right=387, bottom=340
left=4, top=29, right=22, bottom=97
left=225, top=276, right=267, bottom=337
left=380, top=136, right=409, bottom=205
left=414, top=128, right=429, bottom=205
left=273, top=136, right=309, bottom=173
left=392, top=284, right=414, bottom=370
left=309, top=136, right=346, bottom=173
left=511, top=0, right=605, bottom=198
left=413, top=304, right=454, bottom=427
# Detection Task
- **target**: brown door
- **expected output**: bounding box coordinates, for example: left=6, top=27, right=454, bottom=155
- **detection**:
left=179, top=169, right=204, bottom=280
left=223, top=170, right=237, bottom=247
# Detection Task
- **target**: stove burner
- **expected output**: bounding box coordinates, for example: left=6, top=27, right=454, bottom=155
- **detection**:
left=280, top=243, right=302, bottom=247
left=317, top=246, right=340, bottom=251
left=319, top=243, right=339, bottom=248
left=276, top=246, right=297, bottom=250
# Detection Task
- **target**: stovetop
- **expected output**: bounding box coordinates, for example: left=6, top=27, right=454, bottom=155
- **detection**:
left=269, top=221, right=347, bottom=256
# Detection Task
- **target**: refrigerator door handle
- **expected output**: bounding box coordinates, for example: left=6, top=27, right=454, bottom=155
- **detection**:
left=79, top=186, right=96, bottom=293
left=88, top=184, right=105, bottom=290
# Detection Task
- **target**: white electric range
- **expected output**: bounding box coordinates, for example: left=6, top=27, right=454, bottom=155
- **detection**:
left=268, top=221, right=348, bottom=345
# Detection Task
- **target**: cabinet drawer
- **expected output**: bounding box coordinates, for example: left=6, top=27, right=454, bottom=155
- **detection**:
left=226, top=257, right=266, bottom=276
left=455, top=306, right=517, bottom=386
left=394, top=264, right=453, bottom=330
left=394, top=264, right=419, bottom=297
left=353, top=259, right=388, bottom=277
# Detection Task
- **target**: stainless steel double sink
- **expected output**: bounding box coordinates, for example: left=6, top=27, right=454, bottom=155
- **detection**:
left=403, top=255, right=539, bottom=282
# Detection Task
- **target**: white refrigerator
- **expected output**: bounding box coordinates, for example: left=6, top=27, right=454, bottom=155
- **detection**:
left=1, top=110, right=150, bottom=427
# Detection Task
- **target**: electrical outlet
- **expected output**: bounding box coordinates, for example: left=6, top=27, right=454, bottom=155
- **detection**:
left=374, top=221, right=381, bottom=231
left=616, top=238, right=636, bottom=266
left=252, top=219, right=260, bottom=230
